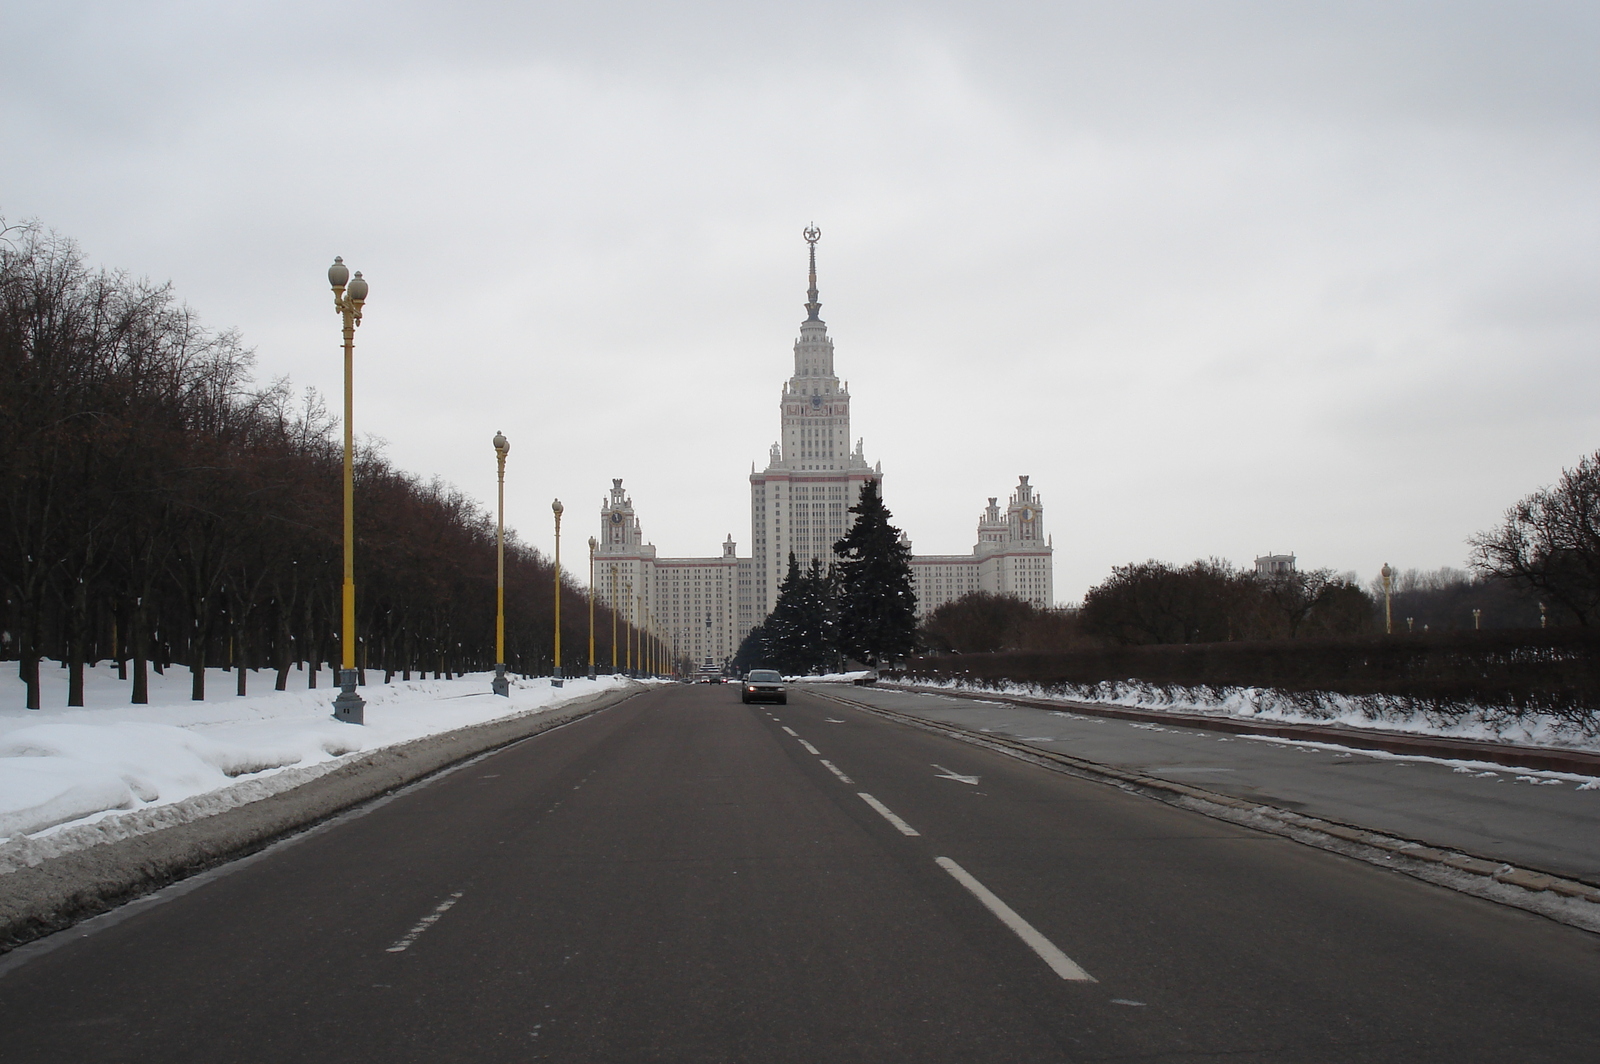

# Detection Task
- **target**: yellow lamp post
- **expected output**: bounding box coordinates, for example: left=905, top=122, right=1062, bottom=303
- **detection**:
left=492, top=432, right=511, bottom=696
left=552, top=498, right=564, bottom=688
left=610, top=563, right=619, bottom=673
left=587, top=537, right=598, bottom=680
left=630, top=588, right=643, bottom=672
left=328, top=257, right=368, bottom=725
left=623, top=579, right=633, bottom=675
left=1380, top=562, right=1393, bottom=635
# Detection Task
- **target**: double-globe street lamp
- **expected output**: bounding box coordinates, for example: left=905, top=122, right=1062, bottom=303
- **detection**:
left=492, top=432, right=511, bottom=696
left=328, top=257, right=368, bottom=725
left=552, top=499, right=564, bottom=688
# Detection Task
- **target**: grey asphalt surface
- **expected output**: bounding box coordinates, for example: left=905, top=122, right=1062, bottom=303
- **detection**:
left=1, top=682, right=1597, bottom=1062
left=831, top=684, right=1600, bottom=883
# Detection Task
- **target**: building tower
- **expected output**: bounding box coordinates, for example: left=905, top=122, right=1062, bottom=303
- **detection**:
left=745, top=227, right=881, bottom=636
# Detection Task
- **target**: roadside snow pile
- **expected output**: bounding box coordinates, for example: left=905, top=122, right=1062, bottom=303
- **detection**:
left=0, top=665, right=631, bottom=865
left=888, top=677, right=1600, bottom=753
left=784, top=671, right=876, bottom=683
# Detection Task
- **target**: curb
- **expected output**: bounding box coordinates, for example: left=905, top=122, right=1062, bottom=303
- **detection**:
left=0, top=685, right=643, bottom=955
left=818, top=689, right=1600, bottom=935
left=883, top=682, right=1600, bottom=777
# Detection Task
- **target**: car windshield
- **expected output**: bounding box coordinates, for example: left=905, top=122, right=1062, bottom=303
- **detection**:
left=747, top=670, right=782, bottom=683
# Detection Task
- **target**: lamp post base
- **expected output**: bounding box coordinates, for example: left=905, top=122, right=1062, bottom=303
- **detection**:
left=551, top=666, right=563, bottom=689
left=587, top=667, right=596, bottom=680
left=332, top=669, right=365, bottom=724
left=492, top=663, right=509, bottom=697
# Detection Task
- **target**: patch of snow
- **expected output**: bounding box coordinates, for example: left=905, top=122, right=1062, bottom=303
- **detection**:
left=889, top=676, right=1600, bottom=754
left=0, top=664, right=632, bottom=859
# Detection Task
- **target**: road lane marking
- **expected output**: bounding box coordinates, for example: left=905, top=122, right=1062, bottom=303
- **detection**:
left=782, top=726, right=798, bottom=736
left=819, top=759, right=854, bottom=784
left=799, top=739, right=821, bottom=755
left=935, top=858, right=1095, bottom=982
left=825, top=718, right=846, bottom=723
left=932, top=764, right=980, bottom=785
left=386, top=892, right=464, bottom=953
left=857, top=792, right=920, bottom=836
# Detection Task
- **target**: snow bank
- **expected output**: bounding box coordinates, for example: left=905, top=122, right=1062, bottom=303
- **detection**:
left=889, top=677, right=1600, bottom=754
left=0, top=664, right=632, bottom=854
left=783, top=671, right=876, bottom=684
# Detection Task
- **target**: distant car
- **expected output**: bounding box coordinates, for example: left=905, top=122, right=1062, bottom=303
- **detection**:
left=698, top=674, right=724, bottom=684
left=741, top=669, right=786, bottom=704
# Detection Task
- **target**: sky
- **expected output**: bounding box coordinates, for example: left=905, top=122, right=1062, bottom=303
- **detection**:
left=3, top=1, right=1596, bottom=603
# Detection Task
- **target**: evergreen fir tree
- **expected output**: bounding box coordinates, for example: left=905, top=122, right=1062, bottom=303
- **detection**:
left=832, top=478, right=919, bottom=667
left=761, top=552, right=805, bottom=672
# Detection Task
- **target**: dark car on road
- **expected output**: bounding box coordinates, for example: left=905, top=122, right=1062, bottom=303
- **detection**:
left=741, top=670, right=786, bottom=704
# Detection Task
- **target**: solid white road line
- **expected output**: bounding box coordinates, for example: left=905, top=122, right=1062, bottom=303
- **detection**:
left=857, top=792, right=921, bottom=836
left=782, top=726, right=798, bottom=736
left=386, top=892, right=464, bottom=953
left=935, top=857, right=1095, bottom=982
left=799, top=739, right=821, bottom=755
left=819, top=759, right=854, bottom=784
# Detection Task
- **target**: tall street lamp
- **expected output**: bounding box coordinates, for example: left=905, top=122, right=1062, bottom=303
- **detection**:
left=492, top=432, right=511, bottom=696
left=588, top=537, right=598, bottom=680
left=1380, top=562, right=1393, bottom=635
left=328, top=257, right=368, bottom=725
left=623, top=579, right=633, bottom=675
left=610, top=563, right=619, bottom=673
left=552, top=499, right=564, bottom=688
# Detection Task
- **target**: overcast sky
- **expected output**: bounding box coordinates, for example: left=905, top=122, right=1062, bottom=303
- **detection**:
left=4, top=1, right=1596, bottom=602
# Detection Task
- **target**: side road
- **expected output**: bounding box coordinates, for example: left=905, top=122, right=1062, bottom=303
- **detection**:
left=887, top=682, right=1600, bottom=775
left=0, top=684, right=643, bottom=953
left=818, top=684, right=1600, bottom=930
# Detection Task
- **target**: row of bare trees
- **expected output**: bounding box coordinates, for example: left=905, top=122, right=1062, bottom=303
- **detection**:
left=2, top=221, right=621, bottom=709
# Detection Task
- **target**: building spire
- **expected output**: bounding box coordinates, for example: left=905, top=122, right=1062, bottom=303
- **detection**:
left=803, top=224, right=822, bottom=321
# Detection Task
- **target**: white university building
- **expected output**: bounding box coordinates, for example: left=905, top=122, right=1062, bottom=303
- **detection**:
left=592, top=231, right=1053, bottom=669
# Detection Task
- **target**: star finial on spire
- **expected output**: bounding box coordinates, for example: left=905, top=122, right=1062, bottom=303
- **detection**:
left=803, top=224, right=822, bottom=321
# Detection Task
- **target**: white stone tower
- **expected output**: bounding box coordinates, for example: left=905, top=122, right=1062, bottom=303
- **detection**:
left=745, top=227, right=881, bottom=633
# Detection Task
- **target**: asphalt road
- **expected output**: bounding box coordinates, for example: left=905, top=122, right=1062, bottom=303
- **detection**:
left=830, top=685, right=1600, bottom=882
left=2, top=682, right=1598, bottom=1062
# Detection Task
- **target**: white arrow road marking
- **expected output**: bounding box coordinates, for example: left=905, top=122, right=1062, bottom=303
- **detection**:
left=932, top=764, right=980, bottom=785
left=799, top=739, right=821, bottom=755
left=857, top=793, right=920, bottom=836
left=386, top=892, right=464, bottom=953
left=935, top=858, right=1095, bottom=982
left=819, top=759, right=854, bottom=784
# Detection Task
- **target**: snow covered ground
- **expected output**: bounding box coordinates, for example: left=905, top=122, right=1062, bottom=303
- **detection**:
left=0, top=663, right=635, bottom=866
left=888, top=678, right=1600, bottom=754
left=784, top=671, right=876, bottom=684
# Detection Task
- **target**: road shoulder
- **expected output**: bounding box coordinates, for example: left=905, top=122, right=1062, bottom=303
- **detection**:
left=0, top=684, right=641, bottom=954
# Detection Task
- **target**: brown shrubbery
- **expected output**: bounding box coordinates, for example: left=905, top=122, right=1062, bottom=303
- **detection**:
left=891, top=628, right=1600, bottom=733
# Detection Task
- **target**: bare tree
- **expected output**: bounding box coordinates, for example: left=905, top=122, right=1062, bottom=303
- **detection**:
left=1470, top=451, right=1600, bottom=625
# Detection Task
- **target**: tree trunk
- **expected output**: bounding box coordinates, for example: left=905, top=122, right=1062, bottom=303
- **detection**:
left=131, top=600, right=150, bottom=704
left=191, top=644, right=206, bottom=700
left=236, top=627, right=248, bottom=696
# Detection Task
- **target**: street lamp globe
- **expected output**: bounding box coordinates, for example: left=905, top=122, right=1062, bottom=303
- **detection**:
left=493, top=431, right=509, bottom=458
left=347, top=271, right=368, bottom=304
left=328, top=256, right=350, bottom=289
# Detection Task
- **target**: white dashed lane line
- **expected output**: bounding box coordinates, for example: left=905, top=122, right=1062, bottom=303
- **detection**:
left=819, top=759, right=854, bottom=784
left=781, top=726, right=798, bottom=737
left=857, top=792, right=921, bottom=836
left=798, top=739, right=821, bottom=755
left=386, top=892, right=464, bottom=954
left=936, top=858, right=1096, bottom=982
